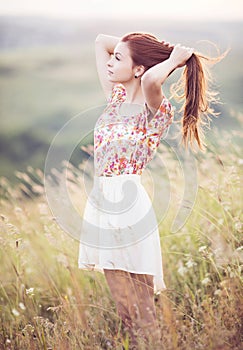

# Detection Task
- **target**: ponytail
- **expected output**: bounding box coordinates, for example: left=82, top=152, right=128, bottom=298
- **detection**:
left=171, top=51, right=227, bottom=152
left=121, top=32, right=227, bottom=152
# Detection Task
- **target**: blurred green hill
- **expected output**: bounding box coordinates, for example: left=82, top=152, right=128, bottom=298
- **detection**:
left=0, top=16, right=242, bottom=181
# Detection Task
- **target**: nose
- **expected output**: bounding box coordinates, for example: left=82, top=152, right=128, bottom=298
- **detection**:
left=107, top=55, right=114, bottom=67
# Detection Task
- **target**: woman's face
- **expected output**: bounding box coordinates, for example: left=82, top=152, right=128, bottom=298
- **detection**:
left=107, top=41, right=136, bottom=83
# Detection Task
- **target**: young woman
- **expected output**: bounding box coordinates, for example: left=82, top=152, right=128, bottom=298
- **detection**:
left=78, top=32, right=223, bottom=348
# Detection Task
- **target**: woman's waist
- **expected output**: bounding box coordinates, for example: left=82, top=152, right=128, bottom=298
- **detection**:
left=95, top=173, right=142, bottom=179
left=94, top=173, right=142, bottom=183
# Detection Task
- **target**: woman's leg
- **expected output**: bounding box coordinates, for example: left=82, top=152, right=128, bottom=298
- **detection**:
left=104, top=269, right=135, bottom=342
left=128, top=272, right=161, bottom=344
left=104, top=269, right=161, bottom=346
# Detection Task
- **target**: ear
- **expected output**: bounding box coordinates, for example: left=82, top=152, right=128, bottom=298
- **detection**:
left=135, top=65, right=146, bottom=76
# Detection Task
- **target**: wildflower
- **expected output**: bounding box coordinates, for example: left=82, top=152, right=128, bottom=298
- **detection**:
left=177, top=261, right=187, bottom=276
left=26, top=287, right=34, bottom=296
left=19, top=302, right=26, bottom=310
left=199, top=245, right=207, bottom=252
left=12, top=308, right=20, bottom=317
left=186, top=258, right=197, bottom=268
left=201, top=277, right=211, bottom=286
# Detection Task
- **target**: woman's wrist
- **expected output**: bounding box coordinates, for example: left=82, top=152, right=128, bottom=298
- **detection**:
left=167, top=57, right=182, bottom=70
left=142, top=58, right=179, bottom=86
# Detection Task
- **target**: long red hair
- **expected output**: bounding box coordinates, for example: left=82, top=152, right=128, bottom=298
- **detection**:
left=121, top=32, right=227, bottom=153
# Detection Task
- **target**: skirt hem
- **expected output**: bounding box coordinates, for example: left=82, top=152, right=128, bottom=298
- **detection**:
left=78, top=262, right=166, bottom=295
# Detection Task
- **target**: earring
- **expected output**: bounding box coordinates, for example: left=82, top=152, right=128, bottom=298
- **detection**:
left=135, top=74, right=139, bottom=78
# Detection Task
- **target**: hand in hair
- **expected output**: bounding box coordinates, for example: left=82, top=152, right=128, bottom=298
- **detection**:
left=161, top=40, right=174, bottom=48
left=169, top=43, right=194, bottom=68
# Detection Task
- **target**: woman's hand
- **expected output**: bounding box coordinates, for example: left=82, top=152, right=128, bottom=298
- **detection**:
left=161, top=40, right=174, bottom=49
left=169, top=43, right=194, bottom=68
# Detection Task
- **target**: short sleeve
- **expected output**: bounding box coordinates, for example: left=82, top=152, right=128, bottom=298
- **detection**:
left=107, top=83, right=126, bottom=105
left=146, top=97, right=174, bottom=146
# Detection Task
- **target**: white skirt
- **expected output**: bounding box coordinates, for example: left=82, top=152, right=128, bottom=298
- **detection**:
left=78, top=173, right=166, bottom=294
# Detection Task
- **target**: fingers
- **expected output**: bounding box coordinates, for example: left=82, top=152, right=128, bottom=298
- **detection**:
left=175, top=43, right=194, bottom=53
left=162, top=41, right=194, bottom=53
left=161, top=40, right=174, bottom=48
left=169, top=43, right=195, bottom=67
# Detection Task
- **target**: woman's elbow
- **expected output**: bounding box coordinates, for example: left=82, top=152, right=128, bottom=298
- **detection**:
left=95, top=34, right=104, bottom=44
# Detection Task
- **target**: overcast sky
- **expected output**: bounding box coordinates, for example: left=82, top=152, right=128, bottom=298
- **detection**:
left=0, top=0, right=242, bottom=21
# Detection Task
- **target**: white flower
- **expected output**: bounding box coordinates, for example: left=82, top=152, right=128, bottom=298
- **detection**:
left=26, top=287, right=34, bottom=295
left=201, top=277, right=211, bottom=286
left=12, top=308, right=20, bottom=317
left=186, top=258, right=197, bottom=268
left=178, top=263, right=188, bottom=276
left=199, top=246, right=207, bottom=252
left=19, top=302, right=26, bottom=310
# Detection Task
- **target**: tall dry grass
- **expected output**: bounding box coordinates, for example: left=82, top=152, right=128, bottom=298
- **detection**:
left=0, top=126, right=242, bottom=349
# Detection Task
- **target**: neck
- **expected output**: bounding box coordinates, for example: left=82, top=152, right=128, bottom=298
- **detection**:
left=121, top=81, right=145, bottom=105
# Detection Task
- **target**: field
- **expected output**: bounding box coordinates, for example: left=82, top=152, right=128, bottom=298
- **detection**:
left=1, top=134, right=242, bottom=349
left=0, top=17, right=242, bottom=349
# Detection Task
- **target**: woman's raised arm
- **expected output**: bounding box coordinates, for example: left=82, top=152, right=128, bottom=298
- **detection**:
left=141, top=44, right=194, bottom=115
left=95, top=34, right=120, bottom=100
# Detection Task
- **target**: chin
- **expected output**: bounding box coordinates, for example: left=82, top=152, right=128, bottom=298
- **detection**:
left=108, top=77, right=116, bottom=82
left=109, top=78, right=120, bottom=84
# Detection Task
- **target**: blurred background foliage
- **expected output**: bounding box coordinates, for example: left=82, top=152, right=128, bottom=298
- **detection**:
left=0, top=16, right=242, bottom=182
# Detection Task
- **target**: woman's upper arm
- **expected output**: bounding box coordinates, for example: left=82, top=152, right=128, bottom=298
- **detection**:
left=142, top=76, right=174, bottom=140
left=95, top=36, right=115, bottom=101
left=141, top=75, right=165, bottom=115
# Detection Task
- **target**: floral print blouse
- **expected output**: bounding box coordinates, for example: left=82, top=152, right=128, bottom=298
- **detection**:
left=94, top=83, right=174, bottom=176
